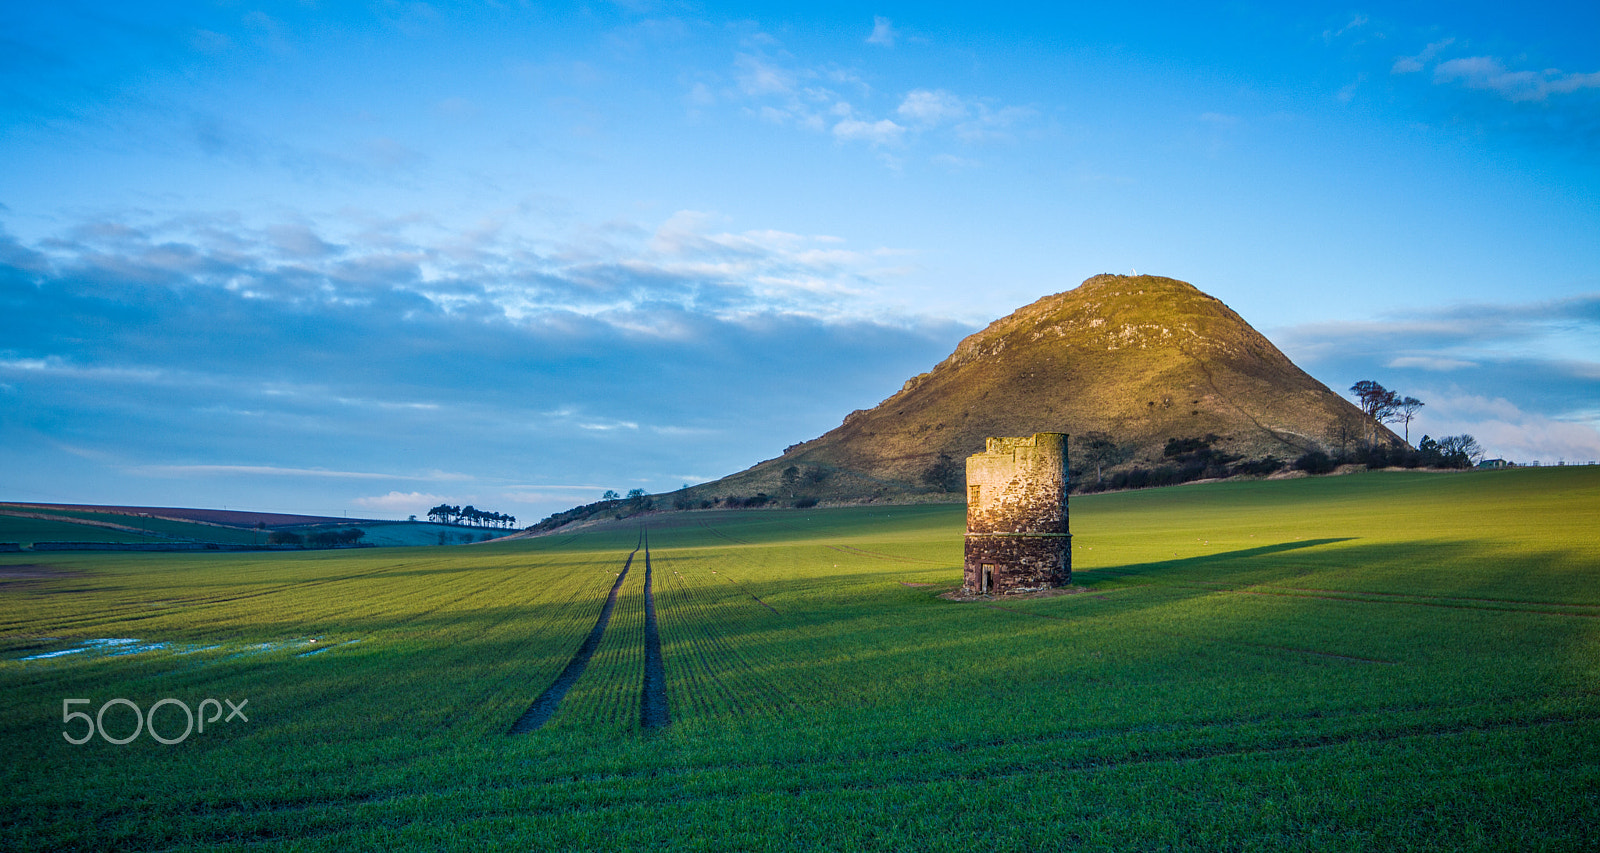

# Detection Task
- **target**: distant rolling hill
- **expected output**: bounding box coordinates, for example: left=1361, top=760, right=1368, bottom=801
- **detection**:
left=0, top=503, right=361, bottom=529
left=0, top=503, right=490, bottom=549
left=670, top=274, right=1401, bottom=506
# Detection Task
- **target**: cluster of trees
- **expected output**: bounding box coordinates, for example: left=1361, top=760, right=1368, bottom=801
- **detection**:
left=781, top=464, right=834, bottom=494
left=699, top=493, right=820, bottom=509
left=1074, top=434, right=1285, bottom=494
left=1294, top=432, right=1483, bottom=473
left=266, top=528, right=366, bottom=548
left=600, top=489, right=654, bottom=517
left=536, top=471, right=832, bottom=529
left=426, top=504, right=517, bottom=528
left=1076, top=432, right=1133, bottom=485
left=526, top=488, right=669, bottom=533
left=1418, top=434, right=1484, bottom=467
left=919, top=455, right=964, bottom=492
left=1346, top=379, right=1484, bottom=468
left=1069, top=404, right=1487, bottom=495
left=1350, top=380, right=1427, bottom=444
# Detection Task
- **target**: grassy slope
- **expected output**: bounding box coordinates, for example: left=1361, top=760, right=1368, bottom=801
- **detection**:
left=0, top=468, right=1596, bottom=850
left=0, top=515, right=176, bottom=546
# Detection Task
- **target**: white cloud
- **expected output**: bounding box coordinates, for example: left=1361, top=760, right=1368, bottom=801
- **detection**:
left=1434, top=56, right=1600, bottom=102
left=1323, top=15, right=1368, bottom=42
left=832, top=117, right=905, bottom=146
left=734, top=54, right=795, bottom=97
left=1337, top=74, right=1366, bottom=103
left=1274, top=293, right=1599, bottom=461
left=718, top=38, right=1029, bottom=157
left=1386, top=356, right=1479, bottom=371
left=650, top=425, right=719, bottom=437
left=930, top=153, right=981, bottom=170
left=898, top=89, right=967, bottom=125
left=685, top=82, right=715, bottom=109
left=866, top=16, right=896, bottom=47
left=1391, top=36, right=1600, bottom=103
left=1418, top=391, right=1600, bottom=463
left=577, top=420, right=639, bottom=431
left=353, top=491, right=446, bottom=512
left=1, top=210, right=972, bottom=523
left=1392, top=38, right=1455, bottom=75
left=12, top=205, right=925, bottom=333
left=953, top=103, right=1036, bottom=143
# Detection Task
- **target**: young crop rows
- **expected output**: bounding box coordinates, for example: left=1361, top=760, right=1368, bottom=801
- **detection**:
left=4, top=469, right=1599, bottom=850
left=510, top=526, right=795, bottom=733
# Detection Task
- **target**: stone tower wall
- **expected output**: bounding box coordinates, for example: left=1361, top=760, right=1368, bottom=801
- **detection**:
left=963, top=432, right=1070, bottom=594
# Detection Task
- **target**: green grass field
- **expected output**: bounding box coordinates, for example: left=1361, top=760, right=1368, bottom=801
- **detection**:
left=3, top=468, right=1598, bottom=850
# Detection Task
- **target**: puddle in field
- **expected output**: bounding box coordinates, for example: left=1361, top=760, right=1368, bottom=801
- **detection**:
left=10, top=636, right=358, bottom=664
left=296, top=639, right=362, bottom=657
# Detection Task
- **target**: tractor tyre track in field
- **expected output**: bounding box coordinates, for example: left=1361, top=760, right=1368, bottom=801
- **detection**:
left=509, top=536, right=641, bottom=734
left=639, top=531, right=670, bottom=729
left=734, top=584, right=781, bottom=615
left=434, top=564, right=627, bottom=732
left=690, top=519, right=786, bottom=615
left=826, top=544, right=939, bottom=564
left=696, top=520, right=753, bottom=545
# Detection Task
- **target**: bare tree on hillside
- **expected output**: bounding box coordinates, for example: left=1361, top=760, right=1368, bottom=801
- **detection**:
left=781, top=465, right=802, bottom=496
left=1076, top=432, right=1131, bottom=484
left=1396, top=396, right=1425, bottom=445
left=1329, top=419, right=1360, bottom=456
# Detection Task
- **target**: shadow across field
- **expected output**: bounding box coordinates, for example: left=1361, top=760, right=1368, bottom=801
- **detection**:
left=1080, top=538, right=1356, bottom=582
left=1077, top=536, right=1600, bottom=618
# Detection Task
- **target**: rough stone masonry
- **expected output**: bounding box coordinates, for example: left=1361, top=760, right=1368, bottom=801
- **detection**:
left=963, top=432, right=1071, bottom=595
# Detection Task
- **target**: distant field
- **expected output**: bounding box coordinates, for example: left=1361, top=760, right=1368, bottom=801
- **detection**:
left=0, top=515, right=171, bottom=546
left=1, top=503, right=356, bottom=528
left=2, top=468, right=1597, bottom=850
left=0, top=503, right=482, bottom=549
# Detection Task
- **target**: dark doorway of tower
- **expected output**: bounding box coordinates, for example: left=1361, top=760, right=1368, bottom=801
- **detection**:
left=981, top=563, right=995, bottom=594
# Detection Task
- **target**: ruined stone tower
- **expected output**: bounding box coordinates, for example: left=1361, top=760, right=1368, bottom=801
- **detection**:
left=963, top=432, right=1070, bottom=595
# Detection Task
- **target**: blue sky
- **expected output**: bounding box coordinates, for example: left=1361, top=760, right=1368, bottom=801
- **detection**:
left=4, top=2, right=1598, bottom=522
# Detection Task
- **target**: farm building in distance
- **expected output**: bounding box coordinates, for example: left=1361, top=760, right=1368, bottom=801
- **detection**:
left=963, top=432, right=1071, bottom=595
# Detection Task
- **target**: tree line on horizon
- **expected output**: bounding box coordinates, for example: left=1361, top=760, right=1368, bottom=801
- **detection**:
left=425, top=504, right=517, bottom=528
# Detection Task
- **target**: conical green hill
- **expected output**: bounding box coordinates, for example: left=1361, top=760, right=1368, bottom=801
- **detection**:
left=684, top=274, right=1400, bottom=503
